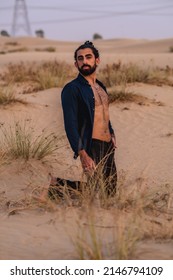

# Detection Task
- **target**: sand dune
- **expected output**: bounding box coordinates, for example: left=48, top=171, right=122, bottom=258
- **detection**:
left=0, top=36, right=173, bottom=260
left=1, top=37, right=173, bottom=70
left=1, top=36, right=173, bottom=53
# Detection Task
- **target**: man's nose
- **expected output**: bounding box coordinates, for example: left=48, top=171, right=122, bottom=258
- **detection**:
left=82, top=57, right=88, bottom=64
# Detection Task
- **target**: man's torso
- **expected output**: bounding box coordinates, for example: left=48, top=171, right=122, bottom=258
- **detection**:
left=91, top=83, right=111, bottom=142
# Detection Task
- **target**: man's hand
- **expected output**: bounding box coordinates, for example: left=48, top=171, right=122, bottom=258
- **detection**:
left=79, top=149, right=96, bottom=175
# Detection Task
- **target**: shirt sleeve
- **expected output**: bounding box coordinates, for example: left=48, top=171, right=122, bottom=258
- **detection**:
left=61, top=83, right=84, bottom=155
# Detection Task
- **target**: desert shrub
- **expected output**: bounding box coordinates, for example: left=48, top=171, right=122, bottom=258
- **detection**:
left=35, top=47, right=56, bottom=52
left=108, top=85, right=145, bottom=104
left=1, top=61, right=75, bottom=90
left=35, top=69, right=59, bottom=89
left=0, top=148, right=6, bottom=166
left=98, top=62, right=148, bottom=87
left=0, top=86, right=26, bottom=105
left=2, top=61, right=172, bottom=92
left=169, top=46, right=173, bottom=53
left=5, top=41, right=19, bottom=46
left=98, top=61, right=173, bottom=87
left=8, top=47, right=28, bottom=53
left=72, top=213, right=104, bottom=260
left=147, top=66, right=173, bottom=86
left=0, top=121, right=60, bottom=160
left=1, top=62, right=37, bottom=83
left=34, top=60, right=73, bottom=89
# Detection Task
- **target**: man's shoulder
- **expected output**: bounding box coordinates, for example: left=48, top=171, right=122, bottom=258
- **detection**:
left=62, top=77, right=80, bottom=91
left=61, top=77, right=83, bottom=100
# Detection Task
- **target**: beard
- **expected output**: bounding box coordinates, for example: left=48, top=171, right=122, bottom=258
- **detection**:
left=78, top=63, right=97, bottom=76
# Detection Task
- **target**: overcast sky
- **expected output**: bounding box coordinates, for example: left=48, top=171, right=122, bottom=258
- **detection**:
left=0, top=0, right=173, bottom=41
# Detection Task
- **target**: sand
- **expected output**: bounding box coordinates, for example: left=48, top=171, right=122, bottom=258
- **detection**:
left=0, top=36, right=173, bottom=260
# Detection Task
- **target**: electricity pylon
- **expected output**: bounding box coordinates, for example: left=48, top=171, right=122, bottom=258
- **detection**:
left=11, top=0, right=31, bottom=36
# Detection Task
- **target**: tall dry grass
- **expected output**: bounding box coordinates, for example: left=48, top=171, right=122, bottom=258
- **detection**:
left=1, top=61, right=75, bottom=92
left=1, top=60, right=172, bottom=97
left=0, top=148, right=7, bottom=167
left=35, top=47, right=56, bottom=52
left=169, top=46, right=173, bottom=53
left=0, top=120, right=61, bottom=160
left=70, top=178, right=173, bottom=259
left=0, top=85, right=26, bottom=105
left=35, top=160, right=173, bottom=259
left=73, top=213, right=104, bottom=260
left=2, top=149, right=173, bottom=259
left=98, top=61, right=173, bottom=87
left=108, top=85, right=148, bottom=104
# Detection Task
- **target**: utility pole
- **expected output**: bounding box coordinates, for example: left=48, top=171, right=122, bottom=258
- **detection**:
left=11, top=0, right=31, bottom=36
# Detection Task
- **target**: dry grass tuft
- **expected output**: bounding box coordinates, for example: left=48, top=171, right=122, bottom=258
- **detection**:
left=0, top=148, right=7, bottom=167
left=108, top=85, right=148, bottom=105
left=0, top=85, right=26, bottom=105
left=0, top=61, right=75, bottom=93
left=0, top=61, right=172, bottom=97
left=5, top=41, right=19, bottom=46
left=163, top=132, right=173, bottom=137
left=98, top=61, right=173, bottom=87
left=115, top=175, right=172, bottom=214
left=169, top=46, right=173, bottom=53
left=35, top=47, right=56, bottom=52
left=69, top=171, right=173, bottom=259
left=0, top=120, right=61, bottom=160
left=1, top=162, right=172, bottom=259
left=8, top=47, right=28, bottom=53
left=73, top=213, right=104, bottom=260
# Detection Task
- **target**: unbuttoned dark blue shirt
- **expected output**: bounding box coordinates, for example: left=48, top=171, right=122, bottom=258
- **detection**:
left=61, top=74, right=115, bottom=158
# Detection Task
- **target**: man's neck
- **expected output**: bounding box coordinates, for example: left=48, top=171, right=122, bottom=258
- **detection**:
left=81, top=72, right=97, bottom=86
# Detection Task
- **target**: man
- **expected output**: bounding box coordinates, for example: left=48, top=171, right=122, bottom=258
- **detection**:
left=61, top=41, right=117, bottom=196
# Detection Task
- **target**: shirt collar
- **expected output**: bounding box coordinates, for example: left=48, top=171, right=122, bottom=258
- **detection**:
left=77, top=73, right=89, bottom=85
left=77, top=73, right=103, bottom=88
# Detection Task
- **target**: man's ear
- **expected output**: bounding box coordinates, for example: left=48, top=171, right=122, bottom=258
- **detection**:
left=96, top=57, right=100, bottom=66
left=74, top=61, right=78, bottom=68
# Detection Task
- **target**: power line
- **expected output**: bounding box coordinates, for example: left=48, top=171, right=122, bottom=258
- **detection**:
left=0, top=3, right=173, bottom=28
left=1, top=2, right=173, bottom=13
left=15, top=3, right=173, bottom=25
left=24, top=3, right=173, bottom=16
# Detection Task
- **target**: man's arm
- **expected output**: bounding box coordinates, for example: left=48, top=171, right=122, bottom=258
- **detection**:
left=61, top=84, right=84, bottom=156
left=61, top=84, right=96, bottom=173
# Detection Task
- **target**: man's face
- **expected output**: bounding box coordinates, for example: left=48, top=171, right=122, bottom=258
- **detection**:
left=75, top=48, right=100, bottom=76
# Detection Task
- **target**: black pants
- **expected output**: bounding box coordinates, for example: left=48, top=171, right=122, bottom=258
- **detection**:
left=48, top=139, right=117, bottom=199
left=89, top=139, right=117, bottom=195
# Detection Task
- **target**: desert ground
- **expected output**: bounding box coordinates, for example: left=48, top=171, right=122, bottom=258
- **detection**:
left=0, top=36, right=173, bottom=260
